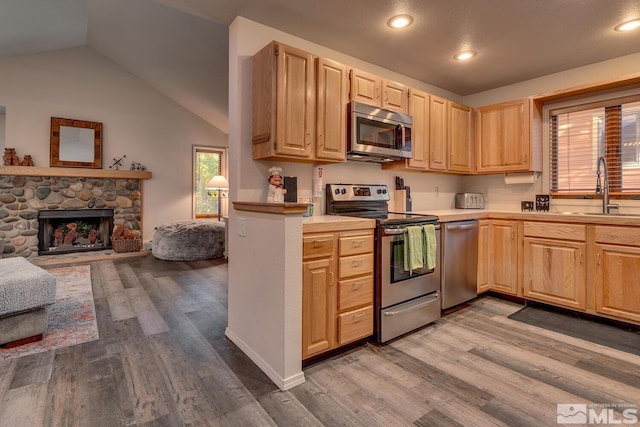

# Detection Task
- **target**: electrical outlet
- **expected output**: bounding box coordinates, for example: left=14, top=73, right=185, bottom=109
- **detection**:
left=238, top=217, right=247, bottom=237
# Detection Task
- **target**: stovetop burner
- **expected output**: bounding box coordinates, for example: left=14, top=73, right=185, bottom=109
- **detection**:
left=326, top=184, right=439, bottom=225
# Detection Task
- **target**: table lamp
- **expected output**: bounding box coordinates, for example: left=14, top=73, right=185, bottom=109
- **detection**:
left=206, top=175, right=229, bottom=220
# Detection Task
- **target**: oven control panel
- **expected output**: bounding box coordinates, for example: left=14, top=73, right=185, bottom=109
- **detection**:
left=327, top=184, right=390, bottom=202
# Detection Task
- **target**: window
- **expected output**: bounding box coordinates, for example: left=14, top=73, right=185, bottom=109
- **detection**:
left=194, top=147, right=225, bottom=218
left=549, top=95, right=640, bottom=197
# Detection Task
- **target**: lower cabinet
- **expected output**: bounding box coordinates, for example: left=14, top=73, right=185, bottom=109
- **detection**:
left=302, top=229, right=374, bottom=359
left=594, top=226, right=640, bottom=323
left=522, top=222, right=586, bottom=310
left=477, top=220, right=518, bottom=295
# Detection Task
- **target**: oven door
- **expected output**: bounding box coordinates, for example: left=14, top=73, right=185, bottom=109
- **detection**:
left=380, top=223, right=441, bottom=308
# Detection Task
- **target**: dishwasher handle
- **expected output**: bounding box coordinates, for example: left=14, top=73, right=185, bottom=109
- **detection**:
left=446, top=223, right=477, bottom=231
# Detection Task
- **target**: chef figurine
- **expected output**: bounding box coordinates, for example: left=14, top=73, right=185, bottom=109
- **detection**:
left=267, top=166, right=287, bottom=202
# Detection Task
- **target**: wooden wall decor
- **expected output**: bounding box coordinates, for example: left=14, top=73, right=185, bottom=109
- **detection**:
left=50, top=117, right=103, bottom=169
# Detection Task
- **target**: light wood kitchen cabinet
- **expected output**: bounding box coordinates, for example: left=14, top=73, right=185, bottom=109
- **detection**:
left=476, top=220, right=518, bottom=295
left=429, top=95, right=448, bottom=171
left=522, top=222, right=586, bottom=310
left=349, top=68, right=408, bottom=113
left=594, top=226, right=640, bottom=323
left=448, top=101, right=474, bottom=173
left=302, top=228, right=374, bottom=359
left=405, top=89, right=430, bottom=170
left=302, top=233, right=335, bottom=359
left=476, top=98, right=538, bottom=173
left=253, top=41, right=315, bottom=161
left=477, top=220, right=491, bottom=293
left=316, top=57, right=348, bottom=161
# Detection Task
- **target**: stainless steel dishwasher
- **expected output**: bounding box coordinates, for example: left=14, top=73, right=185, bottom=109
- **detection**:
left=441, top=220, right=478, bottom=309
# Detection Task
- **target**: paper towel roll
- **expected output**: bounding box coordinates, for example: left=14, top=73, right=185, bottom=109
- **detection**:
left=504, top=172, right=540, bottom=185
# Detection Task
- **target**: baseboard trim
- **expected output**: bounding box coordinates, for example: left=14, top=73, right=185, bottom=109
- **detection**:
left=224, top=327, right=305, bottom=391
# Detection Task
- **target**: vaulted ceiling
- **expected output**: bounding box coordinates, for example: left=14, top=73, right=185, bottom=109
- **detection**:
left=2, top=0, right=639, bottom=133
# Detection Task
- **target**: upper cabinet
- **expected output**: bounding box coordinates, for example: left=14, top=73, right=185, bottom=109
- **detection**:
left=349, top=68, right=408, bottom=113
left=476, top=98, right=540, bottom=173
left=252, top=42, right=347, bottom=163
left=448, top=101, right=474, bottom=173
left=384, top=94, right=475, bottom=174
left=316, top=57, right=348, bottom=161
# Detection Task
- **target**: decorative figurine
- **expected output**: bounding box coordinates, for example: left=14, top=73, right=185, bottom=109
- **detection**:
left=109, top=154, right=127, bottom=170
left=130, top=161, right=146, bottom=171
left=21, top=155, right=35, bottom=166
left=3, top=148, right=20, bottom=166
left=267, top=166, right=287, bottom=203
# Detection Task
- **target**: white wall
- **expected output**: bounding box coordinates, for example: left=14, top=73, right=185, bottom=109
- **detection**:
left=0, top=110, right=5, bottom=151
left=87, top=0, right=229, bottom=134
left=0, top=46, right=227, bottom=239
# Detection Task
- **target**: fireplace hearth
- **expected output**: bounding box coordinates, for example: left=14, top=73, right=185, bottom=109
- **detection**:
left=38, top=209, right=114, bottom=255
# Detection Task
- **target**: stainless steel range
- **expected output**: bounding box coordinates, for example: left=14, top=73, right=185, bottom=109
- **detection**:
left=326, top=184, right=441, bottom=342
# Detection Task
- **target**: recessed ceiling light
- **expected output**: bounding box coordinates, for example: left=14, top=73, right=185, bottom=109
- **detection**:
left=387, top=14, right=414, bottom=29
left=454, top=51, right=476, bottom=61
left=614, top=18, right=640, bottom=31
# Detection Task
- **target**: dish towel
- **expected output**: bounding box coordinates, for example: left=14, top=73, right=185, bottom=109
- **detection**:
left=404, top=225, right=424, bottom=272
left=422, top=224, right=437, bottom=270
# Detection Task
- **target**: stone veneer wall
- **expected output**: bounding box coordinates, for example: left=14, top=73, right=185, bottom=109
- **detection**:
left=0, top=175, right=142, bottom=259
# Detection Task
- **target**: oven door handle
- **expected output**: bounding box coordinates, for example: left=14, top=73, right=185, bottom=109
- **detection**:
left=383, top=293, right=440, bottom=316
left=383, top=224, right=441, bottom=235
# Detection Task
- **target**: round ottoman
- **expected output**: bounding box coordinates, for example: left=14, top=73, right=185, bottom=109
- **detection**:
left=152, top=220, right=225, bottom=261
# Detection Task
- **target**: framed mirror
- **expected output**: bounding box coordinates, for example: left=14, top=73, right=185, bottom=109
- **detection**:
left=50, top=117, right=102, bottom=168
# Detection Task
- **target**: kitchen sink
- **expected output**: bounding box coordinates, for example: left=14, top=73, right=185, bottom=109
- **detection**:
left=556, top=211, right=640, bottom=217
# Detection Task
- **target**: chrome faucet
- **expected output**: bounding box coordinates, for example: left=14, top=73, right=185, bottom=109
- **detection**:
left=595, top=156, right=619, bottom=214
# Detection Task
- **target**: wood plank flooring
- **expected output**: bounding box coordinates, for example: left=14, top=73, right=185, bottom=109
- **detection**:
left=1, top=256, right=638, bottom=426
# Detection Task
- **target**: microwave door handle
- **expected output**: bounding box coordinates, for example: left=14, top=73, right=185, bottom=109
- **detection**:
left=397, top=124, right=405, bottom=150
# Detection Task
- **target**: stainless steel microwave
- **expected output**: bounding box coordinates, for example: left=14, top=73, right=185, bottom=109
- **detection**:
left=347, top=101, right=413, bottom=163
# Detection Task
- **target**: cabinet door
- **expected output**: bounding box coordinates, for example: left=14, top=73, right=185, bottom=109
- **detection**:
left=316, top=58, right=347, bottom=161
left=302, top=258, right=335, bottom=358
left=349, top=69, right=380, bottom=106
left=595, top=244, right=640, bottom=323
left=490, top=221, right=518, bottom=295
left=429, top=95, right=448, bottom=171
left=448, top=101, right=474, bottom=173
left=407, top=89, right=429, bottom=170
left=382, top=80, right=408, bottom=113
left=476, top=99, right=530, bottom=172
left=275, top=43, right=315, bottom=157
left=477, top=220, right=491, bottom=293
left=523, top=238, right=586, bottom=310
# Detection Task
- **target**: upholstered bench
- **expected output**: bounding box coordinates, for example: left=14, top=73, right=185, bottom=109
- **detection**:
left=0, top=257, right=57, bottom=347
left=152, top=220, right=225, bottom=261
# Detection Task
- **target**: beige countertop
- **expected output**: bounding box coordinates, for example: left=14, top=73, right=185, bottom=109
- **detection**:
left=414, top=209, right=640, bottom=226
left=304, top=210, right=640, bottom=228
left=302, top=215, right=376, bottom=233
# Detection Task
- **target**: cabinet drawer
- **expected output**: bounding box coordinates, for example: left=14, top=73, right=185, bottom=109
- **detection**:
left=524, top=222, right=586, bottom=241
left=303, top=234, right=334, bottom=259
left=595, top=226, right=640, bottom=246
left=338, top=305, right=373, bottom=344
left=338, top=275, right=373, bottom=311
left=339, top=253, right=374, bottom=278
left=339, top=234, right=373, bottom=256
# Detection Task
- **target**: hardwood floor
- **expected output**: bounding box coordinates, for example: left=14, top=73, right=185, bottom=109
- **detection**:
left=1, top=256, right=638, bottom=426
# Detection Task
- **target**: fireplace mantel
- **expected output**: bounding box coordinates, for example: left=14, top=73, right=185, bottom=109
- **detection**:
left=0, top=166, right=152, bottom=180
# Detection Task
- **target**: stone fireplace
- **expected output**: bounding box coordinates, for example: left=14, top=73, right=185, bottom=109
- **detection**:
left=0, top=172, right=146, bottom=259
left=38, top=209, right=114, bottom=255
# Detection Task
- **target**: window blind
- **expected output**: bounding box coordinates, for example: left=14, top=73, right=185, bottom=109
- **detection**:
left=549, top=96, right=640, bottom=196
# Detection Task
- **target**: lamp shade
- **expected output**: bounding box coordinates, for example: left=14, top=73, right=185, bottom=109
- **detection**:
left=206, top=175, right=229, bottom=190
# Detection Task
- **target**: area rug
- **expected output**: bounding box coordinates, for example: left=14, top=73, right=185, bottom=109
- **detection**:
left=0, top=264, right=99, bottom=361
left=508, top=305, right=640, bottom=356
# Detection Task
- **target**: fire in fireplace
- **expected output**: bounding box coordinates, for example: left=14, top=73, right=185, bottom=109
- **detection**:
left=38, top=209, right=114, bottom=255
